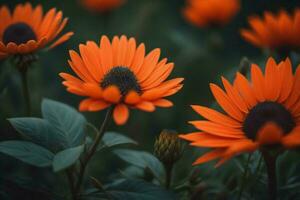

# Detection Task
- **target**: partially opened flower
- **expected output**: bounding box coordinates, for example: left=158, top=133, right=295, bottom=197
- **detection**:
left=180, top=57, right=300, bottom=166
left=241, top=9, right=300, bottom=53
left=182, top=0, right=240, bottom=28
left=60, top=35, right=183, bottom=125
left=80, top=0, right=125, bottom=13
left=0, top=2, right=73, bottom=59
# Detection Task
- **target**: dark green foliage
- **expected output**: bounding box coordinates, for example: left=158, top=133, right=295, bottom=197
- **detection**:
left=83, top=179, right=176, bottom=200
left=0, top=141, right=54, bottom=167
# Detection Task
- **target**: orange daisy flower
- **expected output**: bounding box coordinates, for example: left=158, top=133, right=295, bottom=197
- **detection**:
left=60, top=35, right=183, bottom=125
left=182, top=0, right=240, bottom=28
left=180, top=57, right=300, bottom=166
left=241, top=9, right=300, bottom=51
left=80, top=0, right=125, bottom=13
left=0, top=3, right=73, bottom=59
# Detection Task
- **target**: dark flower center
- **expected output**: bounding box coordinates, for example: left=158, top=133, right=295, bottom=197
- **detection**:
left=243, top=101, right=295, bottom=141
left=100, top=66, right=141, bottom=96
left=3, top=23, right=36, bottom=45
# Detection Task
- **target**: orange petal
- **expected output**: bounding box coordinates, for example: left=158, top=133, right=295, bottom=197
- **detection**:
left=210, top=83, right=244, bottom=122
left=137, top=48, right=161, bottom=82
left=142, top=78, right=183, bottom=100
left=224, top=139, right=258, bottom=157
left=282, top=126, right=300, bottom=148
left=124, top=90, right=141, bottom=105
left=6, top=42, right=18, bottom=54
left=130, top=43, right=145, bottom=73
left=142, top=61, right=173, bottom=90
left=189, top=120, right=244, bottom=138
left=180, top=132, right=241, bottom=148
left=264, top=57, right=280, bottom=101
left=82, top=83, right=103, bottom=99
left=102, top=85, right=121, bottom=103
left=251, top=64, right=266, bottom=102
left=60, top=72, right=84, bottom=84
left=233, top=72, right=257, bottom=108
left=240, top=29, right=262, bottom=47
left=88, top=100, right=110, bottom=111
left=124, top=37, right=137, bottom=67
left=79, top=99, right=110, bottom=112
left=191, top=105, right=242, bottom=128
left=99, top=35, right=113, bottom=74
left=153, top=99, right=173, bottom=107
left=79, top=43, right=101, bottom=81
left=66, top=87, right=86, bottom=96
left=79, top=98, right=95, bottom=111
left=193, top=149, right=225, bottom=165
left=113, top=104, right=129, bottom=125
left=179, top=132, right=203, bottom=142
left=116, top=35, right=128, bottom=66
left=285, top=65, right=300, bottom=108
left=135, top=101, right=155, bottom=112
left=256, top=122, right=284, bottom=145
left=278, top=58, right=294, bottom=102
left=68, top=50, right=96, bottom=83
left=221, top=77, right=248, bottom=113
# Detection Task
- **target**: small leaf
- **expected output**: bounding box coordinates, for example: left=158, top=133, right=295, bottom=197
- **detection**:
left=84, top=179, right=176, bottom=200
left=42, top=99, right=86, bottom=147
left=113, top=149, right=165, bottom=182
left=53, top=145, right=84, bottom=172
left=8, top=117, right=63, bottom=151
left=0, top=141, right=54, bottom=167
left=100, top=132, right=137, bottom=150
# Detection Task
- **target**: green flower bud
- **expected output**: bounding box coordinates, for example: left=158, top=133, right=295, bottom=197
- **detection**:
left=154, top=129, right=183, bottom=166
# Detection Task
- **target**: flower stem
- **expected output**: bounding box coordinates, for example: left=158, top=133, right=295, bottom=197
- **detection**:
left=165, top=164, right=174, bottom=189
left=74, top=106, right=113, bottom=199
left=262, top=150, right=278, bottom=200
left=66, top=169, right=76, bottom=200
left=237, top=154, right=252, bottom=200
left=19, top=68, right=31, bottom=116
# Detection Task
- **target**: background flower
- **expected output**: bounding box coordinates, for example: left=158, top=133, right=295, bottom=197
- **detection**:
left=182, top=0, right=240, bottom=27
left=80, top=0, right=125, bottom=13
left=0, top=2, right=73, bottom=59
left=241, top=9, right=300, bottom=54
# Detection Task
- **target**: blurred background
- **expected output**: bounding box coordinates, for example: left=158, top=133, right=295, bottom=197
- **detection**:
left=1, top=0, right=300, bottom=199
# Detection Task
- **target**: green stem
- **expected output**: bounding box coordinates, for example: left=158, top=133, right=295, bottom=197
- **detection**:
left=262, top=151, right=278, bottom=200
left=74, top=106, right=113, bottom=199
left=250, top=153, right=263, bottom=198
left=237, top=154, right=252, bottom=200
left=165, top=164, right=173, bottom=189
left=66, top=170, right=76, bottom=200
left=20, top=68, right=31, bottom=116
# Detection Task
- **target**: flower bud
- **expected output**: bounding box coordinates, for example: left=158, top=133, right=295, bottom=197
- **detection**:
left=238, top=57, right=251, bottom=76
left=154, top=129, right=183, bottom=166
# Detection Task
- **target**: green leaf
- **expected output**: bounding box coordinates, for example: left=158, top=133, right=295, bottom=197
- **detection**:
left=113, top=149, right=165, bottom=182
left=41, top=99, right=86, bottom=147
left=52, top=145, right=84, bottom=172
left=84, top=179, right=176, bottom=200
left=8, top=117, right=63, bottom=151
left=99, top=132, right=137, bottom=150
left=0, top=141, right=54, bottom=167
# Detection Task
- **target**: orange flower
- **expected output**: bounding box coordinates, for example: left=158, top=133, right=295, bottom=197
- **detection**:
left=0, top=3, right=73, bottom=59
left=80, top=0, right=125, bottom=13
left=241, top=9, right=300, bottom=51
left=182, top=0, right=240, bottom=28
left=60, top=35, right=183, bottom=125
left=180, top=57, right=300, bottom=166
